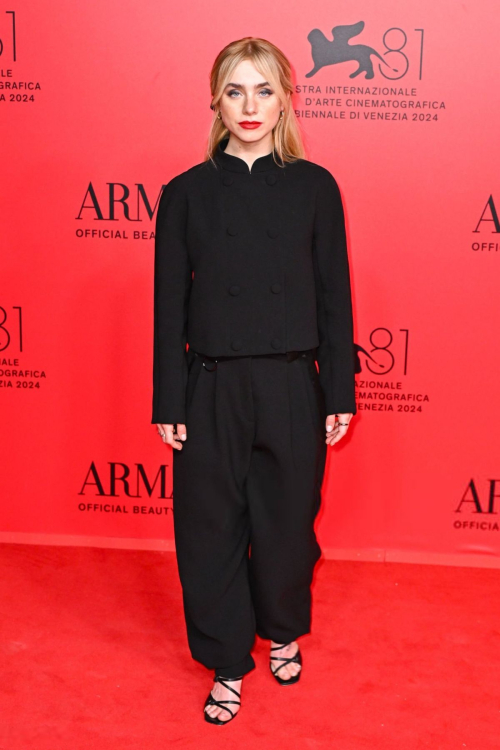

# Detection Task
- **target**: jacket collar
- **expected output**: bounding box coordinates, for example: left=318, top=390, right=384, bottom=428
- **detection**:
left=214, top=136, right=282, bottom=173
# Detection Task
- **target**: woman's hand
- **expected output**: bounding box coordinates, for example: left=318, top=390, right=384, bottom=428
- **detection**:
left=156, top=423, right=187, bottom=450
left=325, top=413, right=353, bottom=446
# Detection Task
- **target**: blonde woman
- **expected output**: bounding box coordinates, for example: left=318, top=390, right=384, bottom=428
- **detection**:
left=152, top=37, right=356, bottom=724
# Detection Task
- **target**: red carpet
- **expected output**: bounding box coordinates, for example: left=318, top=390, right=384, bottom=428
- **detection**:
left=1, top=542, right=498, bottom=749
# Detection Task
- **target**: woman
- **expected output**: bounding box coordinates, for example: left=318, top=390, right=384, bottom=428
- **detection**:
left=152, top=37, right=357, bottom=725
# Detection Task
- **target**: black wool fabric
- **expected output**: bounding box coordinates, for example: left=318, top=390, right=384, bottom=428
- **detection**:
left=152, top=136, right=357, bottom=423
left=172, top=348, right=328, bottom=677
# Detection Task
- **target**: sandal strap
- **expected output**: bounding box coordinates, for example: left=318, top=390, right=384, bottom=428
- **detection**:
left=270, top=653, right=300, bottom=668
left=270, top=647, right=301, bottom=676
left=270, top=643, right=289, bottom=651
left=271, top=658, right=298, bottom=676
left=205, top=696, right=238, bottom=718
left=214, top=675, right=242, bottom=699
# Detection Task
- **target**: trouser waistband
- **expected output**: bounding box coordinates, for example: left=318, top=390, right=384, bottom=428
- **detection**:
left=191, top=348, right=315, bottom=365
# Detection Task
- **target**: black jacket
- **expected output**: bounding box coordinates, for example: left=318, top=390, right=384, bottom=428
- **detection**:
left=152, top=136, right=357, bottom=424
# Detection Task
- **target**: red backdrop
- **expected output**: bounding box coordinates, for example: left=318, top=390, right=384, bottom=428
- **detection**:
left=1, top=0, right=499, bottom=567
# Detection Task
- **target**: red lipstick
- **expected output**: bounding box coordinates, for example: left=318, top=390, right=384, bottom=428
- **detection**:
left=239, top=121, right=262, bottom=129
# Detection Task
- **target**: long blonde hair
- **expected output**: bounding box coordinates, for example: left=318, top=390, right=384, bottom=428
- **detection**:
left=205, top=37, right=306, bottom=168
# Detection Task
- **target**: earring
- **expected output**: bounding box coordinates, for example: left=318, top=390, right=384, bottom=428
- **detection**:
left=217, top=111, right=222, bottom=120
left=279, top=110, right=284, bottom=119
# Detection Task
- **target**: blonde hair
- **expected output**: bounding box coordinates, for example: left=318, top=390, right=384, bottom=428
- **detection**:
left=205, top=37, right=306, bottom=168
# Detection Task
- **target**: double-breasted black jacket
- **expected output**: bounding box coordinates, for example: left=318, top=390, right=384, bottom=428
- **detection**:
left=152, top=136, right=357, bottom=425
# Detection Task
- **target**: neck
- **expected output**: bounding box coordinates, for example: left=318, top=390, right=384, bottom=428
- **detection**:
left=223, top=133, right=274, bottom=160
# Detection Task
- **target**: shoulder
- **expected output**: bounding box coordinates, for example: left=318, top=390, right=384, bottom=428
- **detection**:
left=291, top=160, right=345, bottom=218
left=160, top=159, right=215, bottom=198
left=283, top=157, right=341, bottom=192
left=179, top=159, right=216, bottom=182
left=297, top=158, right=340, bottom=187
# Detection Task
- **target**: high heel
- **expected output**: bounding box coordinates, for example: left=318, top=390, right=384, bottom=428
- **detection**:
left=203, top=674, right=242, bottom=725
left=269, top=642, right=302, bottom=685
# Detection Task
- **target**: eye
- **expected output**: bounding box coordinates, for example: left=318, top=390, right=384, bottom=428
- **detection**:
left=227, top=88, right=274, bottom=98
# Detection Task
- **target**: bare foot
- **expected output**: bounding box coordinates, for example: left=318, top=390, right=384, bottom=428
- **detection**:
left=270, top=641, right=302, bottom=680
left=204, top=677, right=242, bottom=722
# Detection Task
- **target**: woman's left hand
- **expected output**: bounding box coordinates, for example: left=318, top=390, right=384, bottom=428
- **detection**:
left=325, top=413, right=353, bottom=446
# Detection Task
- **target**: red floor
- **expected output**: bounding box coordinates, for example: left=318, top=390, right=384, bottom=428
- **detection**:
left=1, top=542, right=498, bottom=749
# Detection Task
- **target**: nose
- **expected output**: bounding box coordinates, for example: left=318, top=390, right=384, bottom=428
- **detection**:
left=242, top=97, right=258, bottom=115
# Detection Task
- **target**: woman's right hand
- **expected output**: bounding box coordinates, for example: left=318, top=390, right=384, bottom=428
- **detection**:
left=157, top=423, right=187, bottom=450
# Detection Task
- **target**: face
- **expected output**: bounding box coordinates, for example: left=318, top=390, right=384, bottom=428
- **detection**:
left=218, top=58, right=284, bottom=147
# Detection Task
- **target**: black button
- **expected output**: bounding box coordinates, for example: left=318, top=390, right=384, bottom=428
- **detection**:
left=271, top=337, right=281, bottom=349
left=227, top=225, right=238, bottom=236
left=271, top=283, right=281, bottom=294
left=229, top=285, right=241, bottom=296
left=223, top=175, right=234, bottom=186
left=267, top=228, right=279, bottom=238
left=231, top=340, right=242, bottom=351
left=266, top=174, right=277, bottom=186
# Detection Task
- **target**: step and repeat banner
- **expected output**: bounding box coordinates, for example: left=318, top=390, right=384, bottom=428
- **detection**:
left=1, top=1, right=499, bottom=564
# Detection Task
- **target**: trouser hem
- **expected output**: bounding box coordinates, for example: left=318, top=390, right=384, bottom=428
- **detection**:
left=255, top=628, right=310, bottom=643
left=214, top=653, right=256, bottom=679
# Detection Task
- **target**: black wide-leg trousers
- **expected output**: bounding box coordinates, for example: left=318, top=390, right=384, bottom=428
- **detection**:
left=172, top=347, right=328, bottom=679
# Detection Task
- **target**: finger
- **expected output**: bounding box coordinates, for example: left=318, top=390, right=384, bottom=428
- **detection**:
left=325, top=425, right=339, bottom=439
left=325, top=415, right=337, bottom=435
left=327, top=418, right=351, bottom=444
left=325, top=428, right=340, bottom=444
left=327, top=427, right=347, bottom=445
left=157, top=424, right=182, bottom=450
left=176, top=423, right=187, bottom=442
left=170, top=423, right=187, bottom=450
left=157, top=423, right=170, bottom=441
left=325, top=414, right=352, bottom=445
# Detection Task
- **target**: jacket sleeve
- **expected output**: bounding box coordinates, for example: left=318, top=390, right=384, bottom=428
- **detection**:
left=151, top=174, right=192, bottom=425
left=312, top=169, right=357, bottom=416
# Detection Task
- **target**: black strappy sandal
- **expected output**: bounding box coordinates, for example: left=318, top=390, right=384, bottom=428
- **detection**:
left=203, top=674, right=242, bottom=725
left=269, top=642, right=302, bottom=685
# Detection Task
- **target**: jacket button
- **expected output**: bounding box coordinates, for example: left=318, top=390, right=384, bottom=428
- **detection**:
left=227, top=225, right=238, bottom=236
left=271, top=337, right=281, bottom=349
left=270, top=283, right=281, bottom=294
left=231, top=340, right=242, bottom=351
left=229, top=285, right=241, bottom=296
left=223, top=175, right=234, bottom=186
left=267, top=227, right=279, bottom=238
left=266, top=174, right=277, bottom=186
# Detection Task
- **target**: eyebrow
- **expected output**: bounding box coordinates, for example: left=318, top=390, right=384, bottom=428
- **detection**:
left=225, top=81, right=271, bottom=89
